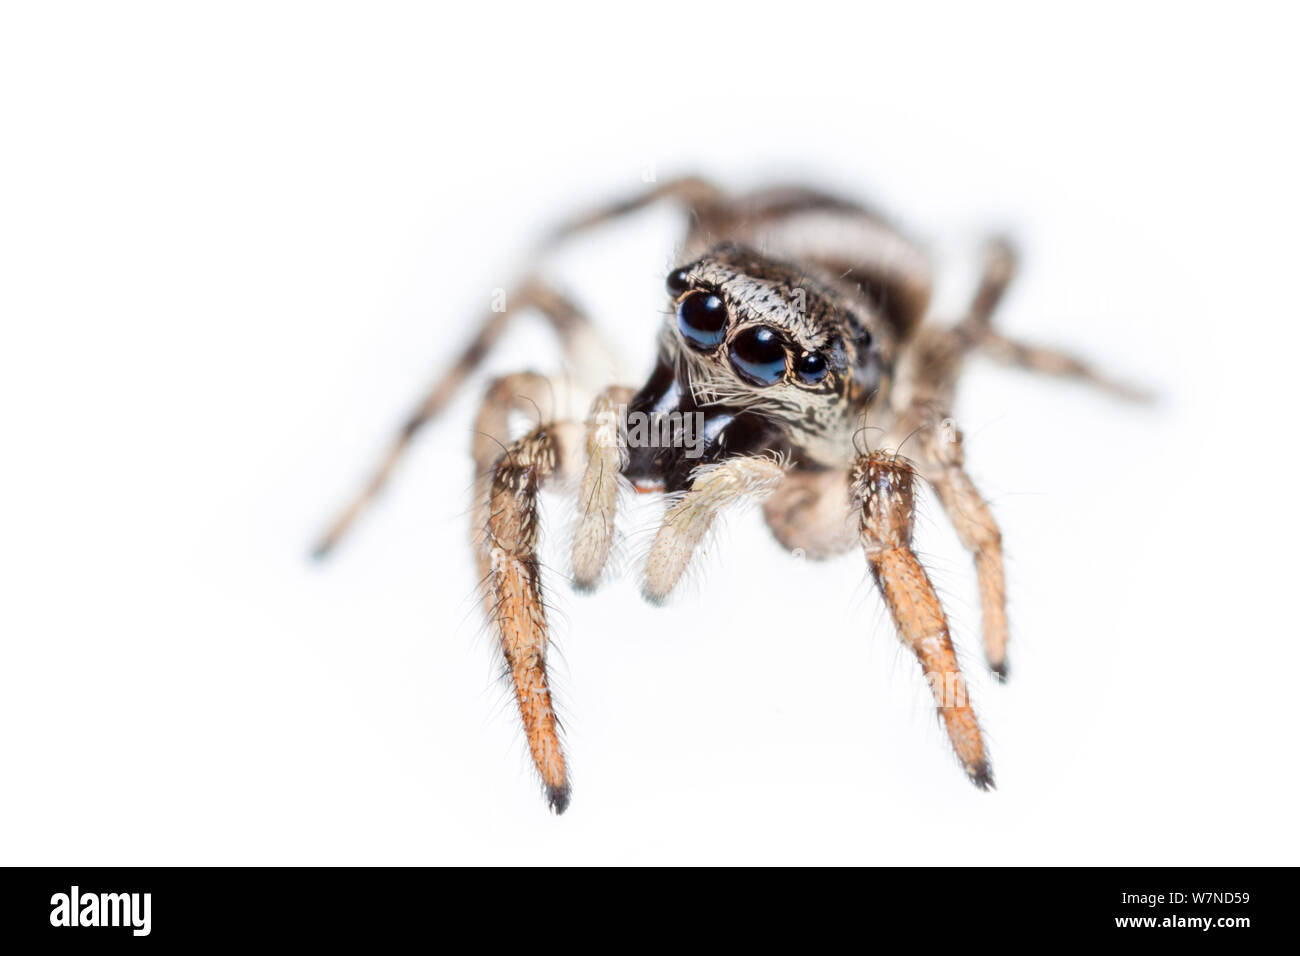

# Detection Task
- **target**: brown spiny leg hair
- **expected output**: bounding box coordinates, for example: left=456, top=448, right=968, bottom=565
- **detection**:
left=852, top=452, right=993, bottom=788
left=471, top=373, right=582, bottom=813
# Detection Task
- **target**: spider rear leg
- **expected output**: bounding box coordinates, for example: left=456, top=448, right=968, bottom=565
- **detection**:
left=313, top=278, right=618, bottom=559
left=955, top=236, right=1151, bottom=402
left=642, top=456, right=788, bottom=603
left=538, top=175, right=723, bottom=251
left=960, top=236, right=1019, bottom=336
left=977, top=329, right=1154, bottom=401
left=472, top=372, right=583, bottom=814
left=852, top=452, right=993, bottom=789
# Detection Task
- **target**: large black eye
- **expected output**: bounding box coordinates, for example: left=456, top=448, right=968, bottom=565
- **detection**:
left=676, top=291, right=727, bottom=350
left=796, top=351, right=829, bottom=385
left=728, top=326, right=787, bottom=385
left=666, top=268, right=691, bottom=297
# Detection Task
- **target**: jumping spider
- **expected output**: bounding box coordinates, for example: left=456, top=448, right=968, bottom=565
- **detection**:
left=314, top=177, right=1144, bottom=813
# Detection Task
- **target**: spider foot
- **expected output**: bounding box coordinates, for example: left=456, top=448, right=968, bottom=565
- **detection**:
left=968, top=761, right=996, bottom=792
left=546, top=784, right=571, bottom=815
left=639, top=584, right=669, bottom=607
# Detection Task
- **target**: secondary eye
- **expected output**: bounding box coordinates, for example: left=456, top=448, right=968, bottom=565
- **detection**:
left=676, top=291, right=727, bottom=349
left=728, top=326, right=787, bottom=385
left=666, top=268, right=691, bottom=297
left=796, top=351, right=829, bottom=384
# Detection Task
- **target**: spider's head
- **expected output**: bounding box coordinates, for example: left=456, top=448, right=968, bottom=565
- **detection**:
left=655, top=243, right=886, bottom=462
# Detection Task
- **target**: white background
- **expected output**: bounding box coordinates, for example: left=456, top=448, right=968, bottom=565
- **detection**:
left=2, top=2, right=1297, bottom=865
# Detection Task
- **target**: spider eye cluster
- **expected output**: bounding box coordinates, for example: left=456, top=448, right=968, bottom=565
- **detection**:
left=670, top=277, right=832, bottom=389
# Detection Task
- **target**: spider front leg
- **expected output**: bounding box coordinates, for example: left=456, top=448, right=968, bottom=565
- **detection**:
left=851, top=452, right=993, bottom=789
left=472, top=373, right=582, bottom=813
left=643, top=455, right=788, bottom=603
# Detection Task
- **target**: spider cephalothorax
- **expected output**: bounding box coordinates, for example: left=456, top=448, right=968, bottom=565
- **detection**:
left=645, top=243, right=887, bottom=476
left=315, top=177, right=1145, bottom=813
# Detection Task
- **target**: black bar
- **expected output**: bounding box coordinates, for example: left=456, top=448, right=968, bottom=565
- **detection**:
left=0, top=866, right=1284, bottom=945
